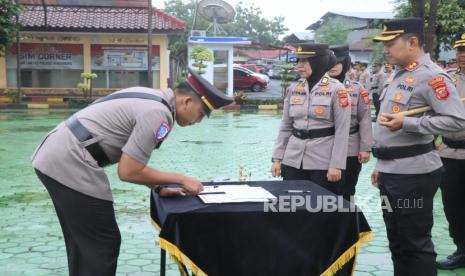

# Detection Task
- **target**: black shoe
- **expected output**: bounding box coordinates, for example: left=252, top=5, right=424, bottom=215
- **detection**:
left=436, top=251, right=465, bottom=270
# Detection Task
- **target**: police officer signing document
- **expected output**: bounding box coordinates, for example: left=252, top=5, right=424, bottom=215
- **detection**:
left=271, top=43, right=351, bottom=196
left=371, top=18, right=465, bottom=275
left=31, top=68, right=233, bottom=275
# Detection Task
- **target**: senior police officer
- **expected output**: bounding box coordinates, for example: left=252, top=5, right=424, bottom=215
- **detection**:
left=328, top=44, right=374, bottom=199
left=271, top=43, right=351, bottom=195
left=371, top=18, right=465, bottom=275
left=31, top=68, right=233, bottom=275
left=370, top=62, right=385, bottom=118
left=436, top=33, right=465, bottom=270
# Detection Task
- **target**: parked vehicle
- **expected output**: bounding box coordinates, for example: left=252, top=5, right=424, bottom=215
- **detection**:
left=234, top=65, right=270, bottom=83
left=240, top=63, right=268, bottom=75
left=267, top=64, right=300, bottom=80
left=233, top=67, right=268, bottom=92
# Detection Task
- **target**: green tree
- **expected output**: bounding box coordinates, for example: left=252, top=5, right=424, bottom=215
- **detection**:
left=163, top=0, right=288, bottom=74
left=280, top=64, right=296, bottom=98
left=0, top=0, right=22, bottom=56
left=189, top=45, right=213, bottom=75
left=314, top=17, right=350, bottom=45
left=393, top=0, right=465, bottom=58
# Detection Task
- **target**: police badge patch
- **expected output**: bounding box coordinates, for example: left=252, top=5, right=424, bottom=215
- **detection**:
left=428, top=76, right=450, bottom=100
left=156, top=122, right=171, bottom=141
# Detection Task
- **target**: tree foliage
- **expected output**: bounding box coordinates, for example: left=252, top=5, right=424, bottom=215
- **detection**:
left=189, top=45, right=213, bottom=75
left=393, top=0, right=465, bottom=57
left=0, top=0, right=22, bottom=56
left=314, top=17, right=350, bottom=45
left=163, top=0, right=288, bottom=69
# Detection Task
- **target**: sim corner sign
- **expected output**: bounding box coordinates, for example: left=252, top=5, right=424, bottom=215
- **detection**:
left=189, top=36, right=252, bottom=45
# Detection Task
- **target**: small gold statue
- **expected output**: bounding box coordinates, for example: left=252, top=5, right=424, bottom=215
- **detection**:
left=239, top=164, right=252, bottom=182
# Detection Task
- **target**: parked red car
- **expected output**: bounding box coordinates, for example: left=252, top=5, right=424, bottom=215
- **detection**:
left=240, top=63, right=267, bottom=75
left=233, top=67, right=268, bottom=92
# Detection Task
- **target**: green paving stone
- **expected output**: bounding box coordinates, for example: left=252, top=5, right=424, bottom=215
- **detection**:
left=118, top=253, right=138, bottom=261
left=438, top=270, right=460, bottom=276
left=22, top=268, right=52, bottom=276
left=126, top=259, right=152, bottom=266
left=141, top=264, right=160, bottom=272
left=374, top=270, right=394, bottom=276
left=365, top=246, right=388, bottom=253
left=354, top=272, right=373, bottom=276
left=31, top=245, right=57, bottom=252
left=43, top=250, right=65, bottom=258
left=354, top=264, right=377, bottom=272
left=3, top=246, right=29, bottom=254
left=117, top=264, right=141, bottom=273
left=0, top=253, right=13, bottom=260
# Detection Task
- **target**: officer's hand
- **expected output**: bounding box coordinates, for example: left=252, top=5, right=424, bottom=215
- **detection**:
left=358, top=152, right=370, bottom=163
left=327, top=168, right=341, bottom=182
left=159, top=187, right=187, bottom=197
left=371, top=170, right=379, bottom=189
left=378, top=113, right=404, bottom=131
left=271, top=161, right=282, bottom=177
left=180, top=176, right=204, bottom=195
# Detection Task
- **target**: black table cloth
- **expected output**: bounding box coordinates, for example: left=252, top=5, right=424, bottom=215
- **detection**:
left=150, top=180, right=371, bottom=276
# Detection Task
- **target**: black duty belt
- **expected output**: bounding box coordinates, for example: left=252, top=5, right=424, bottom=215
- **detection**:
left=292, top=127, right=335, bottom=140
left=372, top=142, right=435, bottom=160
left=370, top=86, right=379, bottom=90
left=443, top=138, right=465, bottom=149
left=350, top=125, right=359, bottom=135
left=65, top=92, right=173, bottom=167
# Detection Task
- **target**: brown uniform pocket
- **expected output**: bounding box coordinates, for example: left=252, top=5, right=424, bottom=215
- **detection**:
left=309, top=96, right=332, bottom=120
left=289, top=95, right=307, bottom=117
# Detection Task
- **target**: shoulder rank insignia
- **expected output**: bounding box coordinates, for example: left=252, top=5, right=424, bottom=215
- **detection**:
left=320, top=76, right=330, bottom=86
left=404, top=76, right=415, bottom=84
left=319, top=86, right=331, bottom=92
left=406, top=61, right=419, bottom=71
left=428, top=76, right=450, bottom=100
left=156, top=122, right=171, bottom=141
left=337, top=90, right=349, bottom=107
left=360, top=89, right=370, bottom=104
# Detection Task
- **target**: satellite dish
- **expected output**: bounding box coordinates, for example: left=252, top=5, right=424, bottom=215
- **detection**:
left=197, top=0, right=236, bottom=36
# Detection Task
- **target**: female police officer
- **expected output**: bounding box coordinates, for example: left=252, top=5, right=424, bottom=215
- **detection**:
left=271, top=43, right=351, bottom=195
left=31, top=68, right=233, bottom=275
left=328, top=44, right=374, bottom=199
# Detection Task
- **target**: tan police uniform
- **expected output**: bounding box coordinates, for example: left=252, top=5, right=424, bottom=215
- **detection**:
left=273, top=75, right=351, bottom=194
left=32, top=87, right=175, bottom=201
left=359, top=68, right=371, bottom=89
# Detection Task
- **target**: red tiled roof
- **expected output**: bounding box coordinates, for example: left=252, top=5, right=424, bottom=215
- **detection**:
left=19, top=5, right=186, bottom=33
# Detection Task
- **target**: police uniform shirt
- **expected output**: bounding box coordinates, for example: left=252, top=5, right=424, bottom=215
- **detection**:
left=374, top=54, right=465, bottom=174
left=370, top=71, right=385, bottom=95
left=439, top=69, right=465, bottom=159
left=359, top=69, right=371, bottom=89
left=31, top=87, right=175, bottom=201
left=272, top=76, right=351, bottom=170
left=344, top=79, right=374, bottom=156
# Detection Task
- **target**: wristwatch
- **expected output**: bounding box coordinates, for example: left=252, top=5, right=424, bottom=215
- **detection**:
left=272, top=158, right=282, bottom=162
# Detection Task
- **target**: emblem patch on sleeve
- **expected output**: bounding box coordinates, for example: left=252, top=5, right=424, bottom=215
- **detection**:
left=360, top=89, right=370, bottom=104
left=337, top=90, right=349, bottom=107
left=428, top=76, right=450, bottom=100
left=156, top=122, right=171, bottom=141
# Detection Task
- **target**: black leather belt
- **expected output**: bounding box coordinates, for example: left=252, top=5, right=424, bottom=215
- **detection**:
left=370, top=86, right=379, bottom=90
left=372, top=142, right=435, bottom=160
left=65, top=115, right=111, bottom=167
left=443, top=138, right=465, bottom=149
left=292, top=127, right=335, bottom=139
left=350, top=125, right=359, bottom=135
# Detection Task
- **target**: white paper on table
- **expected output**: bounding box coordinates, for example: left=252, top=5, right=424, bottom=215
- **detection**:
left=198, top=185, right=276, bottom=204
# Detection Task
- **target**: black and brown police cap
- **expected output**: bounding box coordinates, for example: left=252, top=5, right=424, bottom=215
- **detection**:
left=453, top=33, right=465, bottom=48
left=373, top=18, right=424, bottom=42
left=329, top=44, right=350, bottom=63
left=183, top=68, right=233, bottom=116
left=295, top=43, right=330, bottom=59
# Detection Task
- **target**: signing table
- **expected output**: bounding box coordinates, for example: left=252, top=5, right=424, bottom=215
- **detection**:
left=150, top=180, right=371, bottom=276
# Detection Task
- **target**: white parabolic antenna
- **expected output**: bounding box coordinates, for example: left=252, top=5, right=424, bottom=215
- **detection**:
left=197, top=0, right=236, bottom=36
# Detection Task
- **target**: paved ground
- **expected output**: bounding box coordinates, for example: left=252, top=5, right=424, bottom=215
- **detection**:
left=243, top=79, right=293, bottom=100
left=0, top=109, right=464, bottom=275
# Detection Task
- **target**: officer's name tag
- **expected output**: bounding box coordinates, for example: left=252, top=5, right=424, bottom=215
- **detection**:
left=290, top=95, right=305, bottom=105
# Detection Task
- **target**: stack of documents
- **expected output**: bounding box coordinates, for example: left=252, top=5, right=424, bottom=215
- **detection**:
left=198, top=185, right=277, bottom=204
